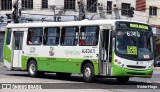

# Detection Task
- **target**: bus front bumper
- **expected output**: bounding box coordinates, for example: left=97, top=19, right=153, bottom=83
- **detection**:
left=112, top=65, right=153, bottom=78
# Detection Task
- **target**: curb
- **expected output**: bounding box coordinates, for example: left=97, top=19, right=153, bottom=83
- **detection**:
left=154, top=67, right=160, bottom=70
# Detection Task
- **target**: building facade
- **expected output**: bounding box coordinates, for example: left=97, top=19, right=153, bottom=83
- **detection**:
left=0, top=0, right=160, bottom=61
left=1, top=0, right=160, bottom=23
left=0, top=0, right=145, bottom=22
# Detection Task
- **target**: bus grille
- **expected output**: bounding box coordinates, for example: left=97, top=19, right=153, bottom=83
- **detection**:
left=127, top=65, right=146, bottom=69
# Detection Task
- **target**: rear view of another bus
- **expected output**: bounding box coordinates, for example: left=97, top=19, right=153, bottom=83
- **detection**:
left=112, top=21, right=154, bottom=83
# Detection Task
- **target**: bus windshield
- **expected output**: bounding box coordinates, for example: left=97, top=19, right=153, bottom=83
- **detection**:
left=115, top=30, right=154, bottom=60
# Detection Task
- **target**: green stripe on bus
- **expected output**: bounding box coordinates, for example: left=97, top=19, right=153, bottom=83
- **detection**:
left=21, top=55, right=99, bottom=75
left=3, top=45, right=11, bottom=63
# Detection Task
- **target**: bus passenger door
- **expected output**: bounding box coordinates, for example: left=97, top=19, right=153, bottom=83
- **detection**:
left=100, top=29, right=112, bottom=75
left=12, top=32, right=24, bottom=68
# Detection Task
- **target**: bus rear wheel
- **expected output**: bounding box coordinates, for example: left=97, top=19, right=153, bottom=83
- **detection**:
left=28, top=60, right=45, bottom=77
left=56, top=72, right=71, bottom=79
left=82, top=63, right=94, bottom=82
left=117, top=77, right=129, bottom=84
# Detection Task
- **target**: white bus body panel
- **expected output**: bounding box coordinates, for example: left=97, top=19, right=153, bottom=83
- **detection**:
left=23, top=45, right=99, bottom=60
left=12, top=50, right=20, bottom=67
left=113, top=54, right=154, bottom=70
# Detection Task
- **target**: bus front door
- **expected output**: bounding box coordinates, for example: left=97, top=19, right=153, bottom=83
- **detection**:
left=12, top=32, right=24, bottom=68
left=100, top=29, right=112, bottom=75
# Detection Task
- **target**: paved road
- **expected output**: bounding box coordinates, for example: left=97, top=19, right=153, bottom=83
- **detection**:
left=0, top=65, right=160, bottom=92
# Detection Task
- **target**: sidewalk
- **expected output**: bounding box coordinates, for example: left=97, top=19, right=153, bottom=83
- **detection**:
left=0, top=62, right=3, bottom=68
left=154, top=67, right=160, bottom=70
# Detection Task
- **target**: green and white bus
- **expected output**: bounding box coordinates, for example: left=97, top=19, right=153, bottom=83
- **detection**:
left=3, top=19, right=155, bottom=83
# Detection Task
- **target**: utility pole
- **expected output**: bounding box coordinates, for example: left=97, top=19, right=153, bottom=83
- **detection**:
left=78, top=0, right=85, bottom=20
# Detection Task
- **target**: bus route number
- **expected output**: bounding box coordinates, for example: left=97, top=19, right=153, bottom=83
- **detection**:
left=127, top=31, right=136, bottom=37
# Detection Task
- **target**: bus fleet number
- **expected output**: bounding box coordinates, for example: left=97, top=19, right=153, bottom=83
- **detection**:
left=127, top=31, right=136, bottom=37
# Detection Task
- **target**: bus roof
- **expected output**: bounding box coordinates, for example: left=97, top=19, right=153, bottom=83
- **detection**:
left=7, top=19, right=149, bottom=28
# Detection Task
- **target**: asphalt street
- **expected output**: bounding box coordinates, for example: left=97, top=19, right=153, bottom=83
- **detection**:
left=0, top=64, right=160, bottom=92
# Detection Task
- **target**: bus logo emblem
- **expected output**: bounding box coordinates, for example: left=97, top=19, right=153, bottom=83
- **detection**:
left=136, top=61, right=139, bottom=65
left=49, top=47, right=55, bottom=56
left=30, top=47, right=35, bottom=53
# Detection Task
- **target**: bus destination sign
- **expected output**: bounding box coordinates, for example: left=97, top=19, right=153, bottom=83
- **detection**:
left=130, top=23, right=149, bottom=30
left=117, top=21, right=150, bottom=31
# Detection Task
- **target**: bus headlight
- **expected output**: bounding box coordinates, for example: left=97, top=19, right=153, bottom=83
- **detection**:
left=114, top=59, right=124, bottom=67
left=117, top=61, right=124, bottom=67
left=117, top=62, right=121, bottom=65
left=148, top=64, right=154, bottom=69
left=148, top=66, right=151, bottom=69
left=151, top=64, right=154, bottom=68
left=121, top=64, right=124, bottom=67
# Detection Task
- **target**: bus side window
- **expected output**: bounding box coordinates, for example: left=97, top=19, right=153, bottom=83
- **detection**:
left=80, top=26, right=99, bottom=46
left=43, top=27, right=60, bottom=45
left=79, top=31, right=85, bottom=46
left=79, top=39, right=85, bottom=46
left=6, top=28, right=12, bottom=45
left=27, top=28, right=43, bottom=45
left=28, top=37, right=32, bottom=44
left=27, top=31, right=33, bottom=44
left=61, top=29, right=65, bottom=45
left=61, top=27, right=78, bottom=46
left=27, top=30, right=32, bottom=45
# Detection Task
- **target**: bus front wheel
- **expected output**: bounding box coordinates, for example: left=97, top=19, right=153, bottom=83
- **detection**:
left=28, top=60, right=45, bottom=77
left=82, top=63, right=94, bottom=82
left=117, top=77, right=129, bottom=84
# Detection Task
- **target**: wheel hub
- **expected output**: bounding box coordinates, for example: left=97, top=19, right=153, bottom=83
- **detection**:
left=29, top=63, right=35, bottom=74
left=84, top=67, right=91, bottom=77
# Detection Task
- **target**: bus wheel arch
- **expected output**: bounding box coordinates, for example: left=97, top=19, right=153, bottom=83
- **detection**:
left=81, top=60, right=95, bottom=82
left=27, top=58, right=45, bottom=77
left=27, top=57, right=37, bottom=70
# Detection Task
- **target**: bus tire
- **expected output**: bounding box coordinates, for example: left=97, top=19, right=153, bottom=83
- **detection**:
left=117, top=77, right=129, bottom=84
left=56, top=72, right=71, bottom=79
left=82, top=63, right=94, bottom=82
left=28, top=60, right=38, bottom=77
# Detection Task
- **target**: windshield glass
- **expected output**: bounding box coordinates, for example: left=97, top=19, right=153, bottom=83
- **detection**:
left=116, top=30, right=154, bottom=60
